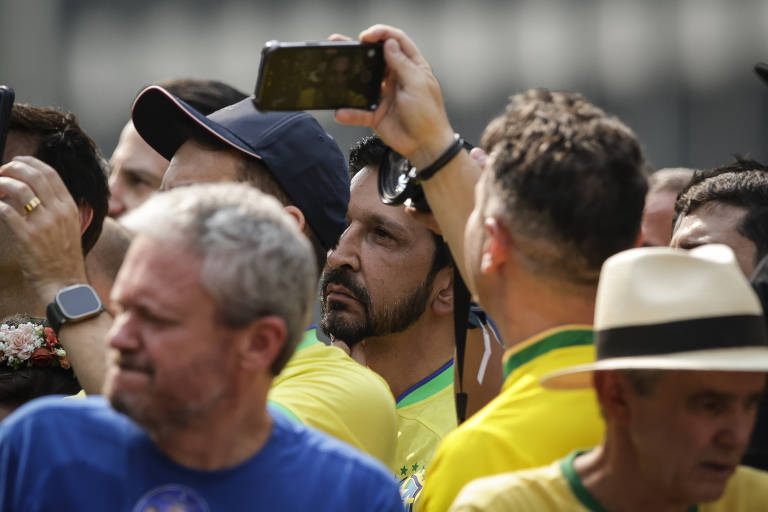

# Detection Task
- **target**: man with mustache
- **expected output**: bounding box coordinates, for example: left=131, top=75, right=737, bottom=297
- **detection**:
left=333, top=25, right=648, bottom=512
left=131, top=87, right=398, bottom=466
left=320, top=135, right=460, bottom=509
left=0, top=184, right=404, bottom=511
left=0, top=86, right=398, bottom=467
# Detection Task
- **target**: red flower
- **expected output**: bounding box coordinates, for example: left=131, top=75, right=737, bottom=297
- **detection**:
left=30, top=347, right=53, bottom=367
left=44, top=327, right=58, bottom=349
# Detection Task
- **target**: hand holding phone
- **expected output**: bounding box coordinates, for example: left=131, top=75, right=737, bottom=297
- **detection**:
left=253, top=41, right=385, bottom=111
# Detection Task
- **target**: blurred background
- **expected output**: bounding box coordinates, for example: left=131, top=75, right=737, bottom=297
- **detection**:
left=2, top=0, right=767, bottom=170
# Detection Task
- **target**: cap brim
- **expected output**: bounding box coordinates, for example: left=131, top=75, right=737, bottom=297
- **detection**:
left=541, top=347, right=768, bottom=389
left=131, top=86, right=261, bottom=161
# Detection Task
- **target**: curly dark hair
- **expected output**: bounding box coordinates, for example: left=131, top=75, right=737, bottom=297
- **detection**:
left=673, top=157, right=768, bottom=265
left=479, top=89, right=648, bottom=285
left=10, top=104, right=109, bottom=255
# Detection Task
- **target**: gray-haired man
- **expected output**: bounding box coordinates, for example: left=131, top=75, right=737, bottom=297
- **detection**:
left=0, top=183, right=403, bottom=511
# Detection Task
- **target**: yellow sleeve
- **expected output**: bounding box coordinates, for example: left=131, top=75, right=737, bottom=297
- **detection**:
left=269, top=343, right=397, bottom=467
left=703, top=466, right=768, bottom=511
left=420, top=427, right=519, bottom=512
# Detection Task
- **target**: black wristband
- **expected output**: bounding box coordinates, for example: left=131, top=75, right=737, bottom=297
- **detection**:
left=415, top=134, right=465, bottom=181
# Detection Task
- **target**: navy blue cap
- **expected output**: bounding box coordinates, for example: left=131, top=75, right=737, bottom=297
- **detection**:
left=131, top=85, right=349, bottom=251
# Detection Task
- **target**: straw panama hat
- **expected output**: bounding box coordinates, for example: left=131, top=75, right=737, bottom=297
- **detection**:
left=542, top=244, right=768, bottom=389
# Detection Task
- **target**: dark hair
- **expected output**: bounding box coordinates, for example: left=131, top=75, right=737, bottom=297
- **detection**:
left=10, top=104, right=109, bottom=255
left=156, top=78, right=248, bottom=115
left=348, top=135, right=453, bottom=277
left=480, top=89, right=648, bottom=285
left=674, top=158, right=768, bottom=264
left=0, top=315, right=80, bottom=412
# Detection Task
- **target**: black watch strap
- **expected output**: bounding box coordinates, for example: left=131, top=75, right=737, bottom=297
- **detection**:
left=46, top=300, right=68, bottom=335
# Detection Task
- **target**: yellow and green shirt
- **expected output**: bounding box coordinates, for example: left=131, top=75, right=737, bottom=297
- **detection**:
left=449, top=451, right=768, bottom=511
left=394, top=360, right=457, bottom=512
left=420, top=326, right=605, bottom=512
left=268, top=327, right=398, bottom=467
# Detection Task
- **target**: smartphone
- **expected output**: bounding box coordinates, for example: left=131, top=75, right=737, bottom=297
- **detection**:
left=253, top=41, right=385, bottom=111
left=0, top=86, right=15, bottom=165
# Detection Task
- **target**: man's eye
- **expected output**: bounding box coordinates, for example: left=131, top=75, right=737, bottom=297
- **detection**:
left=140, top=309, right=174, bottom=326
left=127, top=175, right=152, bottom=188
left=694, top=398, right=726, bottom=415
left=373, top=227, right=392, bottom=240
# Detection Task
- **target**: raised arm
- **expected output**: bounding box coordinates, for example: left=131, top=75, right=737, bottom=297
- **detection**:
left=0, top=156, right=110, bottom=393
left=335, top=25, right=482, bottom=293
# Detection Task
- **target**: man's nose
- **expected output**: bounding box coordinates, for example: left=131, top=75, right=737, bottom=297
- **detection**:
left=715, top=408, right=758, bottom=452
left=108, top=195, right=125, bottom=218
left=326, top=224, right=360, bottom=271
left=107, top=312, right=139, bottom=352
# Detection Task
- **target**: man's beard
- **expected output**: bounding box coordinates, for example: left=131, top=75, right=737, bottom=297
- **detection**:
left=106, top=355, right=227, bottom=432
left=320, top=267, right=435, bottom=346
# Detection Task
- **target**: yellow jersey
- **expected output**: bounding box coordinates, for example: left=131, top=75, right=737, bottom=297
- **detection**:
left=268, top=328, right=398, bottom=467
left=395, top=360, right=457, bottom=512
left=420, top=326, right=604, bottom=512
left=449, top=451, right=768, bottom=511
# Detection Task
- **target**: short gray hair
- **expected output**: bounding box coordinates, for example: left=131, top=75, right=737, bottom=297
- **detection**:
left=121, top=183, right=317, bottom=374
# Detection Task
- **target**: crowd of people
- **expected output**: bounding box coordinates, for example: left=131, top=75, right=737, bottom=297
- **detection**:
left=1, top=24, right=768, bottom=511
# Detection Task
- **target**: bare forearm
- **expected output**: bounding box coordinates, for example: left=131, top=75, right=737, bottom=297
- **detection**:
left=420, top=150, right=480, bottom=296
left=58, top=312, right=112, bottom=394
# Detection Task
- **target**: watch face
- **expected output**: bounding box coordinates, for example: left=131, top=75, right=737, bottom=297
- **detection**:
left=57, top=285, right=103, bottom=319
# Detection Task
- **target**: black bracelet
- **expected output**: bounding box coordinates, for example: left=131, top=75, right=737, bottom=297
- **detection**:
left=415, top=134, right=465, bottom=181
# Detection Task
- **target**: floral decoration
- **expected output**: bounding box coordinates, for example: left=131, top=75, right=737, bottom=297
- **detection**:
left=0, top=321, right=71, bottom=370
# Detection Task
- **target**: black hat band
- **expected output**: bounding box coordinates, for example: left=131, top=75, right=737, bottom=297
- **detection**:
left=596, top=314, right=768, bottom=360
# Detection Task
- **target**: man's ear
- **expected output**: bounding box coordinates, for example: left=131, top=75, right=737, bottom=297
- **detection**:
left=593, top=371, right=632, bottom=426
left=283, top=205, right=306, bottom=231
left=431, top=266, right=454, bottom=316
left=480, top=217, right=510, bottom=276
left=237, top=316, right=287, bottom=373
left=78, top=203, right=94, bottom=236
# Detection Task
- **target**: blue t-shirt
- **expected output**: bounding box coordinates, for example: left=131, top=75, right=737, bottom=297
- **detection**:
left=0, top=396, right=404, bottom=511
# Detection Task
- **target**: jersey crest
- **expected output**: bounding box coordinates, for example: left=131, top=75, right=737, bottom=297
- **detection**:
left=133, top=484, right=210, bottom=512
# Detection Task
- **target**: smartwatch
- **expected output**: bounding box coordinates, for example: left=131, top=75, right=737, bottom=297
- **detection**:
left=46, top=284, right=105, bottom=335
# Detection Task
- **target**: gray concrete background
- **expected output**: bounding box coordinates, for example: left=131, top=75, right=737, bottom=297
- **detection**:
left=2, top=0, right=767, bottom=170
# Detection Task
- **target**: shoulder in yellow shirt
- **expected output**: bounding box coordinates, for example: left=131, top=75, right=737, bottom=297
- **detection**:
left=450, top=451, right=768, bottom=512
left=420, top=326, right=604, bottom=512
left=268, top=328, right=397, bottom=467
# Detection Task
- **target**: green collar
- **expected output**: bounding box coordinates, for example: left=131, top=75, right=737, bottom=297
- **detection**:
left=503, top=328, right=593, bottom=379
left=296, top=327, right=321, bottom=352
left=560, top=451, right=699, bottom=512
left=396, top=360, right=454, bottom=408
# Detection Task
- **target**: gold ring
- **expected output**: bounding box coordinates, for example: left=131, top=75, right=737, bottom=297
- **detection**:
left=24, top=196, right=42, bottom=213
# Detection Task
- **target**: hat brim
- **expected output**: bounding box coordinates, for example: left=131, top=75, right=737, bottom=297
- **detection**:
left=541, top=347, right=768, bottom=389
left=131, top=86, right=262, bottom=162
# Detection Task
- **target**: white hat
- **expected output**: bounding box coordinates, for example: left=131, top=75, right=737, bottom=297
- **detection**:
left=542, top=244, right=768, bottom=389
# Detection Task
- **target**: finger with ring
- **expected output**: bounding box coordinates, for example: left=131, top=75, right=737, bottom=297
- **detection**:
left=24, top=196, right=42, bottom=213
